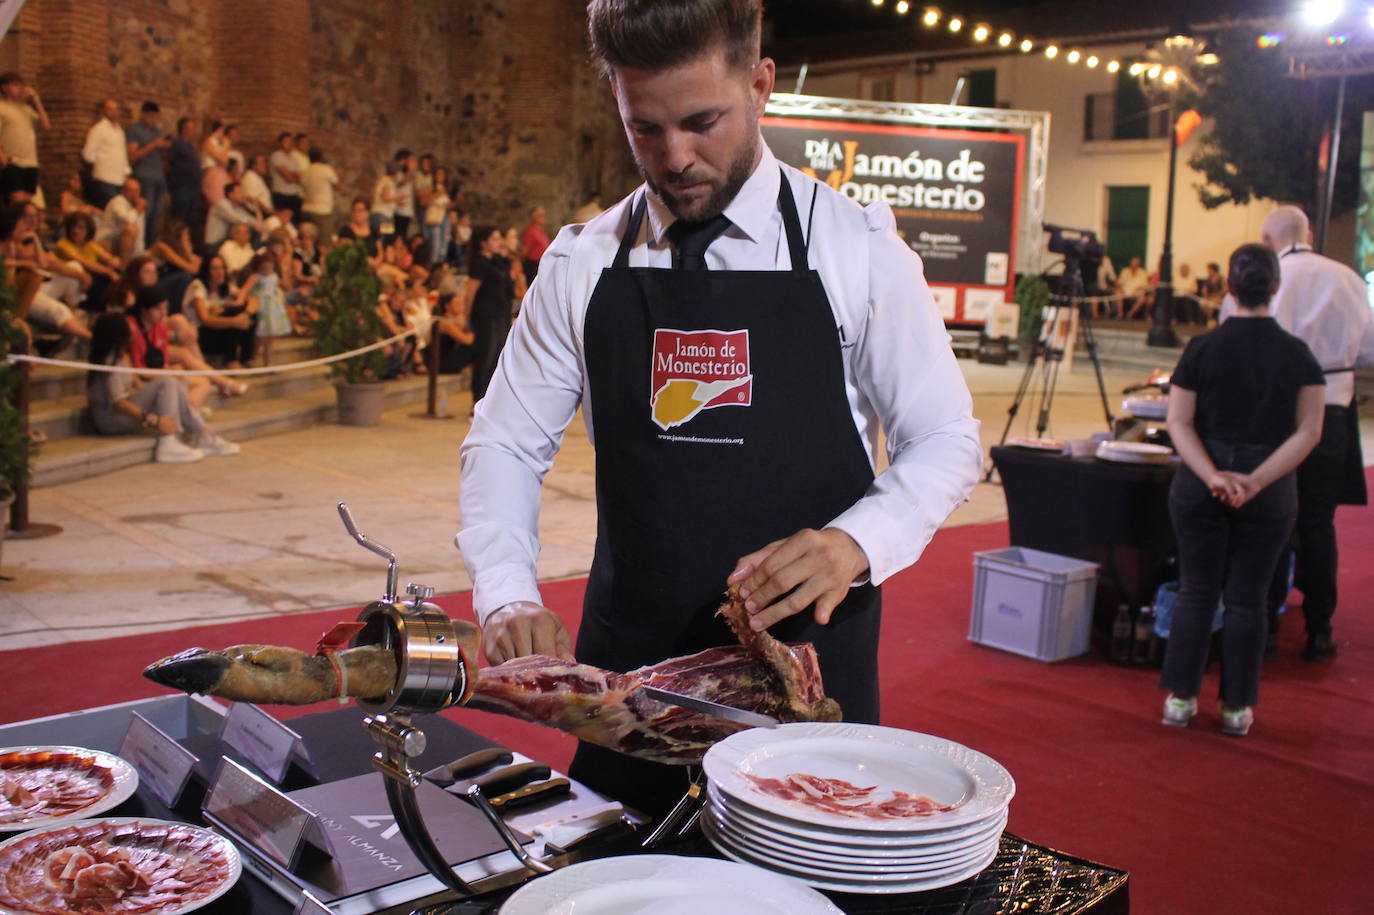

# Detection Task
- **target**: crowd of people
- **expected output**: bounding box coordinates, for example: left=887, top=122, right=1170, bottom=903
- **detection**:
left=1086, top=255, right=1227, bottom=323
left=0, top=72, right=587, bottom=459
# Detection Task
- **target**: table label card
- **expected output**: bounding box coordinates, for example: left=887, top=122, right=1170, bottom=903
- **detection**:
left=204, top=757, right=315, bottom=868
left=118, top=712, right=198, bottom=806
left=221, top=701, right=303, bottom=783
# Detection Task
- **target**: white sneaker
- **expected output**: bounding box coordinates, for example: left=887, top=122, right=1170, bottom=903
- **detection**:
left=155, top=435, right=205, bottom=463
left=197, top=433, right=240, bottom=456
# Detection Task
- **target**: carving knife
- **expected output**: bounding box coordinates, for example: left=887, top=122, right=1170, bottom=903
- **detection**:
left=639, top=685, right=779, bottom=729
left=423, top=747, right=514, bottom=786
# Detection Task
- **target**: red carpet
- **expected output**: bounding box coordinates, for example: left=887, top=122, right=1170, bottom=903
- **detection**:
left=3, top=491, right=1372, bottom=913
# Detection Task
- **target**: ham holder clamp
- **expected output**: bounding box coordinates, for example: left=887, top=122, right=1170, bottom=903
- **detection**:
left=336, top=502, right=557, bottom=899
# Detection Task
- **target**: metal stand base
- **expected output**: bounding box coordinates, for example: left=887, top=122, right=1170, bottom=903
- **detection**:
left=6, top=522, right=63, bottom=540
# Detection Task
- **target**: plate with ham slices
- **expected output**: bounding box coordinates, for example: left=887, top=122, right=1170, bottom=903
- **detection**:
left=0, top=818, right=240, bottom=915
left=0, top=748, right=139, bottom=832
left=700, top=724, right=1013, bottom=893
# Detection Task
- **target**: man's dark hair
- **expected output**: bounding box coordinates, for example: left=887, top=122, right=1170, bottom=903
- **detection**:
left=223, top=181, right=239, bottom=197
left=277, top=131, right=292, bottom=143
left=132, top=285, right=170, bottom=317
left=308, top=147, right=323, bottom=163
left=0, top=201, right=27, bottom=241
left=295, top=132, right=309, bottom=142
left=587, top=0, right=762, bottom=74
left=176, top=116, right=193, bottom=135
left=140, top=100, right=159, bottom=114
left=0, top=73, right=22, bottom=90
left=394, top=148, right=413, bottom=162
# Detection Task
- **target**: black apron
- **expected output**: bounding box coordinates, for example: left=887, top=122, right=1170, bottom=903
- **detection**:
left=569, top=175, right=882, bottom=816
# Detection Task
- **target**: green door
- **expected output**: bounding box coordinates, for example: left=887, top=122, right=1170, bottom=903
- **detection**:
left=1106, top=186, right=1150, bottom=269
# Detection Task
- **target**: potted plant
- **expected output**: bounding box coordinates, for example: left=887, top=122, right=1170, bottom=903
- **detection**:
left=311, top=241, right=388, bottom=426
left=0, top=256, right=37, bottom=561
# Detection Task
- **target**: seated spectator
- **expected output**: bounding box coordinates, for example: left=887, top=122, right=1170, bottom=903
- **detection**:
left=204, top=181, right=264, bottom=251
left=0, top=201, right=90, bottom=345
left=292, top=221, right=323, bottom=294
left=376, top=280, right=416, bottom=376
left=264, top=205, right=298, bottom=241
left=429, top=289, right=475, bottom=374
left=239, top=153, right=273, bottom=217
left=98, top=177, right=146, bottom=262
left=148, top=219, right=202, bottom=321
left=184, top=254, right=256, bottom=369
left=59, top=170, right=101, bottom=220
left=1120, top=256, right=1153, bottom=319
left=55, top=212, right=120, bottom=309
left=338, top=197, right=380, bottom=257
left=218, top=222, right=255, bottom=278
left=85, top=311, right=238, bottom=463
left=1199, top=261, right=1224, bottom=324
left=1173, top=262, right=1202, bottom=324
left=376, top=235, right=412, bottom=287
left=244, top=251, right=293, bottom=364
left=125, top=286, right=212, bottom=409
left=117, top=255, right=247, bottom=397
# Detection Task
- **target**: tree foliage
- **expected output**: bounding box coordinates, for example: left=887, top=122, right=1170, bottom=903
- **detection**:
left=1188, top=28, right=1374, bottom=216
left=311, top=242, right=387, bottom=384
left=0, top=256, right=35, bottom=497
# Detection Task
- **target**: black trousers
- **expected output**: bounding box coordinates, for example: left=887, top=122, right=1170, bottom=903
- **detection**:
left=468, top=307, right=510, bottom=403
left=1160, top=443, right=1296, bottom=708
left=1290, top=405, right=1351, bottom=636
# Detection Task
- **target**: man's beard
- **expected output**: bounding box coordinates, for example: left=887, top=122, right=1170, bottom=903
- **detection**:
left=640, top=131, right=759, bottom=223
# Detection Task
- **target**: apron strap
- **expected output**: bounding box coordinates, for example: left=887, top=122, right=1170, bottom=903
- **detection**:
left=1323, top=366, right=1356, bottom=374
left=613, top=192, right=648, bottom=269
left=776, top=169, right=810, bottom=273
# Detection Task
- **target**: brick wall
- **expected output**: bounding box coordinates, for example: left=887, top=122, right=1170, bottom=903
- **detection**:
left=0, top=0, right=638, bottom=228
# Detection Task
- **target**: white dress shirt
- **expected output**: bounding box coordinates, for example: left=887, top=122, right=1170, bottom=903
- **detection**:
left=239, top=169, right=273, bottom=214
left=1223, top=245, right=1373, bottom=406
left=457, top=143, right=982, bottom=623
left=82, top=118, right=130, bottom=185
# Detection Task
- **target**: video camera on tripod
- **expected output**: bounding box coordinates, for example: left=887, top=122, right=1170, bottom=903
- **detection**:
left=1043, top=223, right=1105, bottom=301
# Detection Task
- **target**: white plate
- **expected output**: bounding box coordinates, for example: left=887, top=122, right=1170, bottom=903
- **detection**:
left=703, top=815, right=1001, bottom=895
left=0, top=817, right=241, bottom=915
left=1095, top=440, right=1173, bottom=464
left=706, top=782, right=1007, bottom=848
left=1121, top=395, right=1168, bottom=419
left=703, top=723, right=1014, bottom=831
left=499, top=854, right=842, bottom=914
left=706, top=807, right=996, bottom=875
left=0, top=745, right=139, bottom=832
left=1006, top=437, right=1066, bottom=452
left=709, top=798, right=1008, bottom=864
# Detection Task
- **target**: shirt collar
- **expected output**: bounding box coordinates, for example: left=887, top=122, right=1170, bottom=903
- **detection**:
left=1280, top=243, right=1313, bottom=258
left=643, top=140, right=780, bottom=248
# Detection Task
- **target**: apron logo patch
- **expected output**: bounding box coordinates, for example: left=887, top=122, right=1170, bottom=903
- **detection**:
left=650, top=328, right=752, bottom=430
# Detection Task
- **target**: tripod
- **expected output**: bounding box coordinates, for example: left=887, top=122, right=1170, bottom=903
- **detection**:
left=988, top=256, right=1115, bottom=480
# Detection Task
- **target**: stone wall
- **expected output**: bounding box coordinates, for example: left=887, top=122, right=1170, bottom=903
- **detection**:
left=0, top=0, right=638, bottom=228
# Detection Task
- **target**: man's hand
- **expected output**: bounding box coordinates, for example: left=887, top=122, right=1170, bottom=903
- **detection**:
left=481, top=601, right=574, bottom=665
left=728, top=528, right=869, bottom=632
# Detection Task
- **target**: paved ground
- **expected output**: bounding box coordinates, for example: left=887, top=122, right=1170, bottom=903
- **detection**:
left=3, top=356, right=1368, bottom=650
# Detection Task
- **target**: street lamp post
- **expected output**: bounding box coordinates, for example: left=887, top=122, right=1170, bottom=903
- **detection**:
left=1148, top=111, right=1181, bottom=348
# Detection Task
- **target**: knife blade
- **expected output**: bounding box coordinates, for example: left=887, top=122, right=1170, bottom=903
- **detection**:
left=422, top=747, right=513, bottom=786
left=639, top=685, right=779, bottom=728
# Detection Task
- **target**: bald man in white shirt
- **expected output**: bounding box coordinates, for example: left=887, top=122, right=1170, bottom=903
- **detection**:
left=1255, top=206, right=1371, bottom=661
left=457, top=0, right=981, bottom=814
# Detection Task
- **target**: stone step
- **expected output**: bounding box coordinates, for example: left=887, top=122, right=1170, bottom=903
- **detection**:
left=33, top=373, right=471, bottom=488
left=27, top=336, right=320, bottom=403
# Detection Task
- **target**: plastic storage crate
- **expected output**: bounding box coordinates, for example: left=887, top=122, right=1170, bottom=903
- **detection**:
left=969, top=547, right=1100, bottom=662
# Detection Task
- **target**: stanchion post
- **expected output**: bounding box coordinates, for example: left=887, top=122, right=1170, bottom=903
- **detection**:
left=8, top=356, right=61, bottom=540
left=412, top=318, right=451, bottom=420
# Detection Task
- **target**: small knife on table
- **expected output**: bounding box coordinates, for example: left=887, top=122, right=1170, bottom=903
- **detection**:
left=639, top=685, right=779, bottom=729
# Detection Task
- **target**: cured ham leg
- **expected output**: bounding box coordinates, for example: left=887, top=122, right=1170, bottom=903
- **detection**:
left=142, top=588, right=841, bottom=764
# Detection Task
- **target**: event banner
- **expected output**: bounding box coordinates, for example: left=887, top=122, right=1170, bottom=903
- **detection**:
left=762, top=117, right=1024, bottom=324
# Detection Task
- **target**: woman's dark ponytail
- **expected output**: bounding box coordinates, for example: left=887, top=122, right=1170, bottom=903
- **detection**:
left=1228, top=243, right=1280, bottom=308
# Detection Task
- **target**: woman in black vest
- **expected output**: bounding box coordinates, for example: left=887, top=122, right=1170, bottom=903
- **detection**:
left=1160, top=244, right=1325, bottom=736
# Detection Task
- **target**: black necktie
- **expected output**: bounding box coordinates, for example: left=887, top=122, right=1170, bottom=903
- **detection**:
left=667, top=214, right=732, bottom=270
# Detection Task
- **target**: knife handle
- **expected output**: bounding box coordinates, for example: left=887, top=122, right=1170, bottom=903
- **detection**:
left=422, top=747, right=513, bottom=786
left=490, top=777, right=571, bottom=812
left=472, top=762, right=551, bottom=796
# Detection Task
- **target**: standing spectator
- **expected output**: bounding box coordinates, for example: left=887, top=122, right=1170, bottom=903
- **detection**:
left=1159, top=244, right=1325, bottom=736
left=572, top=191, right=602, bottom=224
left=392, top=149, right=417, bottom=237
left=167, top=117, right=202, bottom=237
left=238, top=154, right=274, bottom=218
left=98, top=177, right=147, bottom=262
left=421, top=165, right=451, bottom=267
left=0, top=72, right=50, bottom=203
left=464, top=225, right=514, bottom=404
left=414, top=153, right=435, bottom=214
left=268, top=133, right=302, bottom=214
left=289, top=134, right=310, bottom=219
left=370, top=162, right=398, bottom=236
left=125, top=101, right=170, bottom=249
left=245, top=251, right=292, bottom=364
left=448, top=208, right=471, bottom=268
left=520, top=206, right=550, bottom=284
left=200, top=121, right=232, bottom=207
left=82, top=98, right=131, bottom=207
left=224, top=124, right=245, bottom=179
left=204, top=182, right=264, bottom=251
left=299, top=148, right=339, bottom=241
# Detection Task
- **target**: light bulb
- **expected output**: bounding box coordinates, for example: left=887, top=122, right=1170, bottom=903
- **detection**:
left=1107, top=60, right=1120, bottom=73
left=973, top=24, right=990, bottom=42
left=1147, top=64, right=1163, bottom=79
left=1086, top=55, right=1100, bottom=68
left=922, top=7, right=940, bottom=26
left=896, top=0, right=910, bottom=12
left=1020, top=38, right=1034, bottom=52
left=1067, top=49, right=1081, bottom=63
left=998, top=32, right=1013, bottom=47
left=949, top=17, right=963, bottom=32
left=1045, top=44, right=1059, bottom=58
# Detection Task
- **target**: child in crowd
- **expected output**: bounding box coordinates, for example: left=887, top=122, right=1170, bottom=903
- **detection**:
left=245, top=252, right=291, bottom=365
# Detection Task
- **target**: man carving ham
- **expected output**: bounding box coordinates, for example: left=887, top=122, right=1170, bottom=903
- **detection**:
left=457, top=0, right=981, bottom=815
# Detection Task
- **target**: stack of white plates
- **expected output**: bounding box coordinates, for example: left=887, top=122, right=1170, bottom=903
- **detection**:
left=1095, top=440, right=1173, bottom=464
left=1122, top=395, right=1168, bottom=420
left=700, top=723, right=1014, bottom=895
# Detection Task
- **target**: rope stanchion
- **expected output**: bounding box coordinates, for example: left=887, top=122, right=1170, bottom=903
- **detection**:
left=412, top=319, right=453, bottom=421
left=3, top=319, right=438, bottom=377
